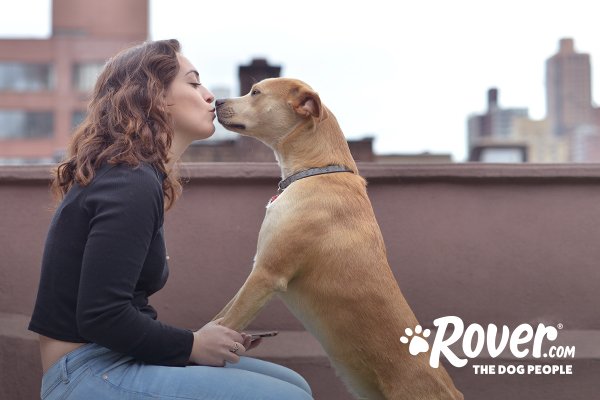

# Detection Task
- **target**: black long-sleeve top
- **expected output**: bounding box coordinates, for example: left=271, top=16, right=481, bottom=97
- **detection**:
left=28, top=161, right=194, bottom=366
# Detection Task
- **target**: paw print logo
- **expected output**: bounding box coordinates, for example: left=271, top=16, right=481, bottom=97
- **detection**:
left=399, top=325, right=431, bottom=355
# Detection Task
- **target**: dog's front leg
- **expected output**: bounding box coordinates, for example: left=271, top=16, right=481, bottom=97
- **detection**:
left=215, top=205, right=303, bottom=332
left=216, top=268, right=286, bottom=332
left=211, top=291, right=239, bottom=322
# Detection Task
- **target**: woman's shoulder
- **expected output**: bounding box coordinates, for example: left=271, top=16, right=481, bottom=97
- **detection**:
left=82, top=161, right=165, bottom=209
left=93, top=161, right=164, bottom=188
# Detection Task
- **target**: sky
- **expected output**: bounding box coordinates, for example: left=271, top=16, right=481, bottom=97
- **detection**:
left=1, top=0, right=599, bottom=161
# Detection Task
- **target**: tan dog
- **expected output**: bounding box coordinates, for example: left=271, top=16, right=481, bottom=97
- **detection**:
left=214, top=78, right=463, bottom=400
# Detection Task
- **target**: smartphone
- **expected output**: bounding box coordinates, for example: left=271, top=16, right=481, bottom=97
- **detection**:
left=250, top=331, right=279, bottom=341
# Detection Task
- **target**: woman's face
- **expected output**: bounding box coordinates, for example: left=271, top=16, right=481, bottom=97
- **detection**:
left=165, top=54, right=215, bottom=141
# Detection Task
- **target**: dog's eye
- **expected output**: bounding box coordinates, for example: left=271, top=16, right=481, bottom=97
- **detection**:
left=251, top=89, right=261, bottom=96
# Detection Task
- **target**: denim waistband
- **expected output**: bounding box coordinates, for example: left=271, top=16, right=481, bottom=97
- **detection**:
left=42, top=343, right=112, bottom=388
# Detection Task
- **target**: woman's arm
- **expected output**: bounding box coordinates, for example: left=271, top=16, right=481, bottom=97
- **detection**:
left=76, top=164, right=194, bottom=366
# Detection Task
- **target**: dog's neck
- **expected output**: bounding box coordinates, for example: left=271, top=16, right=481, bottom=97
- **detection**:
left=272, top=109, right=358, bottom=180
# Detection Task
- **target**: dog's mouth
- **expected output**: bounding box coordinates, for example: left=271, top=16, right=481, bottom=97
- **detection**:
left=220, top=122, right=246, bottom=130
left=216, top=109, right=246, bottom=131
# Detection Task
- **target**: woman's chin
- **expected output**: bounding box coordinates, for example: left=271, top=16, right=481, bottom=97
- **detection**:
left=193, top=125, right=216, bottom=141
left=203, top=128, right=216, bottom=140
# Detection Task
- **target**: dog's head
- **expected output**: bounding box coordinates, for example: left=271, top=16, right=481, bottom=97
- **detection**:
left=215, top=78, right=325, bottom=146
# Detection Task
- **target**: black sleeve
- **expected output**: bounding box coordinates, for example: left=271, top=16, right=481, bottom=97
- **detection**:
left=76, top=164, right=194, bottom=366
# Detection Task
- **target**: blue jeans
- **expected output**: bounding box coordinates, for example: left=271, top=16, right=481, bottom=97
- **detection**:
left=40, top=343, right=313, bottom=399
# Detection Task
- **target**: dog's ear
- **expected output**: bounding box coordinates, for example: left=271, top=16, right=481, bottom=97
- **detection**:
left=290, top=88, right=322, bottom=119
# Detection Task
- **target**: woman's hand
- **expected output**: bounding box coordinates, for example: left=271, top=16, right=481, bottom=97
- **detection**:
left=190, top=317, right=247, bottom=367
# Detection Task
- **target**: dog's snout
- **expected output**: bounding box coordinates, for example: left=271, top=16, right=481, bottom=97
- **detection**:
left=215, top=99, right=226, bottom=108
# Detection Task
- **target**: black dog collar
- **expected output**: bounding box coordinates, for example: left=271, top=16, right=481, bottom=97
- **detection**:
left=278, top=165, right=354, bottom=193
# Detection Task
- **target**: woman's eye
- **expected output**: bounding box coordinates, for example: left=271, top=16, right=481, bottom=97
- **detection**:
left=191, top=83, right=202, bottom=89
left=251, top=89, right=261, bottom=96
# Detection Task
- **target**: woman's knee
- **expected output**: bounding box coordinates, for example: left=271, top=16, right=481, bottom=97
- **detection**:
left=254, top=375, right=313, bottom=400
left=227, top=357, right=312, bottom=396
left=278, top=368, right=312, bottom=396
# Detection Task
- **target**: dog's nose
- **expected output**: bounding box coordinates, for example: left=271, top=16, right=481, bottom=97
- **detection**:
left=215, top=99, right=226, bottom=108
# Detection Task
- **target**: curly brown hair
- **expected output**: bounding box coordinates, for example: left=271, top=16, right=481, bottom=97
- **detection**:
left=52, top=39, right=183, bottom=210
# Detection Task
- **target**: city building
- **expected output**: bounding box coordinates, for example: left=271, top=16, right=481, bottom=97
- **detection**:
left=0, top=0, right=148, bottom=165
left=546, top=38, right=594, bottom=137
left=570, top=124, right=600, bottom=162
left=513, top=118, right=568, bottom=163
left=545, top=38, right=600, bottom=162
left=468, top=38, right=600, bottom=163
left=467, top=88, right=529, bottom=162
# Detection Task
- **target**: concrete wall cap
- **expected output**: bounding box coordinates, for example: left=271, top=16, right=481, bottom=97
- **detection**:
left=3, top=162, right=600, bottom=183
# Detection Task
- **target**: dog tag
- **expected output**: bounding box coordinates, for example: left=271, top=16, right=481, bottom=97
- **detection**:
left=266, top=194, right=279, bottom=208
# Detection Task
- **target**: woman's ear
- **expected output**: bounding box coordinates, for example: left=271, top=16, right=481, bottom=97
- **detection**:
left=290, top=88, right=322, bottom=119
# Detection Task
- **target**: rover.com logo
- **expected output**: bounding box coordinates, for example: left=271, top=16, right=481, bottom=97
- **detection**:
left=399, top=316, right=575, bottom=369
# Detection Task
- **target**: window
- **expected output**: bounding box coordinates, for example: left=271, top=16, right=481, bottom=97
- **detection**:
left=0, top=63, right=54, bottom=91
left=480, top=147, right=526, bottom=163
left=72, top=110, right=87, bottom=129
left=0, top=110, right=53, bottom=139
left=73, top=62, right=105, bottom=91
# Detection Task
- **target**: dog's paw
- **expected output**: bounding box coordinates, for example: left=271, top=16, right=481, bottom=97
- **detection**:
left=399, top=325, right=431, bottom=355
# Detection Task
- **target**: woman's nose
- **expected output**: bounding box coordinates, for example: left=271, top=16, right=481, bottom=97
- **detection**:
left=203, top=87, right=215, bottom=104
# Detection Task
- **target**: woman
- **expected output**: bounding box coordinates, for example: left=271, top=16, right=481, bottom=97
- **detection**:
left=28, top=39, right=313, bottom=400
